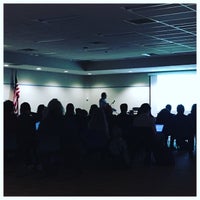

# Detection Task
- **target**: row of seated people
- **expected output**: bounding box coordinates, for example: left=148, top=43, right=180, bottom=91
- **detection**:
left=4, top=99, right=196, bottom=175
left=156, top=104, right=196, bottom=152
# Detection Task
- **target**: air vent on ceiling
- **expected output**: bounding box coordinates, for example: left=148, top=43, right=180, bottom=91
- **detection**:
left=90, top=41, right=105, bottom=45
left=33, top=15, right=79, bottom=23
left=125, top=18, right=155, bottom=25
left=19, top=48, right=37, bottom=52
left=83, top=47, right=110, bottom=52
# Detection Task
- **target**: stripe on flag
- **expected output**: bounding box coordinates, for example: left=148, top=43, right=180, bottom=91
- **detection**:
left=13, top=73, right=20, bottom=115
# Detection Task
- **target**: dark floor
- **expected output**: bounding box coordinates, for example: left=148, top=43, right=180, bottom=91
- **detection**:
left=4, top=150, right=196, bottom=196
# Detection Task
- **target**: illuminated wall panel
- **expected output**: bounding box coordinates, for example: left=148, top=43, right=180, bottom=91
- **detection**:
left=150, top=72, right=197, bottom=116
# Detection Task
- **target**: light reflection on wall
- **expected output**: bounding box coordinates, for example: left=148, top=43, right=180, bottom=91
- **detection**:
left=45, top=81, right=60, bottom=86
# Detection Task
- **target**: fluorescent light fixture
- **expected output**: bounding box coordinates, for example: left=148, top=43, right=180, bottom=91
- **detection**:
left=84, top=47, right=110, bottom=52
left=142, top=53, right=151, bottom=57
left=36, top=67, right=42, bottom=70
left=64, top=70, right=68, bottom=73
left=87, top=73, right=92, bottom=75
left=36, top=39, right=65, bottom=43
left=43, top=52, right=57, bottom=55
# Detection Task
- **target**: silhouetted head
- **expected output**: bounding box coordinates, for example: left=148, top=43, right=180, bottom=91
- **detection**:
left=165, top=104, right=172, bottom=112
left=89, top=104, right=99, bottom=116
left=177, top=104, right=185, bottom=114
left=81, top=109, right=88, bottom=117
left=4, top=100, right=14, bottom=114
left=190, top=104, right=196, bottom=115
left=138, top=103, right=151, bottom=115
left=120, top=103, right=128, bottom=114
left=47, top=98, right=64, bottom=117
left=20, top=102, right=31, bottom=115
left=66, top=103, right=75, bottom=116
left=75, top=108, right=82, bottom=116
left=101, top=92, right=107, bottom=99
left=37, top=104, right=46, bottom=114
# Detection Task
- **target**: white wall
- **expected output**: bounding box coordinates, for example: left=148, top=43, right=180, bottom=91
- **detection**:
left=81, top=87, right=149, bottom=114
left=4, top=68, right=149, bottom=113
left=84, top=73, right=149, bottom=113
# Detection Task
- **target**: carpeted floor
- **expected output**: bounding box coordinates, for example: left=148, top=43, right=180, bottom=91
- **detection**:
left=4, top=150, right=196, bottom=196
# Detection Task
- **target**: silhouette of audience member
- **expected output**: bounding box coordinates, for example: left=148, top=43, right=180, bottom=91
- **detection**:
left=62, top=103, right=81, bottom=171
left=116, top=103, right=133, bottom=159
left=133, top=103, right=156, bottom=131
left=109, top=123, right=130, bottom=169
left=103, top=104, right=117, bottom=137
left=4, top=100, right=17, bottom=132
left=88, top=104, right=99, bottom=120
left=116, top=103, right=133, bottom=141
left=16, top=102, right=37, bottom=167
left=88, top=107, right=109, bottom=145
left=132, top=103, right=157, bottom=164
left=34, top=104, right=46, bottom=123
left=86, top=107, right=109, bottom=166
left=64, top=103, right=78, bottom=132
left=38, top=98, right=65, bottom=174
left=85, top=104, right=99, bottom=147
left=187, top=104, right=196, bottom=155
left=156, top=104, right=174, bottom=148
left=65, top=103, right=75, bottom=116
left=75, top=108, right=89, bottom=141
left=172, top=104, right=190, bottom=151
left=4, top=100, right=18, bottom=162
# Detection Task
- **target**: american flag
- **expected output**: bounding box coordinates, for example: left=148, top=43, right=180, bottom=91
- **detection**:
left=13, top=73, right=20, bottom=115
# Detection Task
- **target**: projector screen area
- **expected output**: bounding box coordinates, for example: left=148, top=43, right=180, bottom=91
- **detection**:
left=150, top=72, right=197, bottom=117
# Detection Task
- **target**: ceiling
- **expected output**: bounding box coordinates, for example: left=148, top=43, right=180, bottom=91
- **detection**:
left=4, top=3, right=196, bottom=75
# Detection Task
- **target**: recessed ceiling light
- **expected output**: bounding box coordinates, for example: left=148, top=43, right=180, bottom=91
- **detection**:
left=4, top=64, right=9, bottom=67
left=64, top=70, right=68, bottom=73
left=36, top=67, right=42, bottom=70
left=88, top=73, right=92, bottom=75
left=128, top=70, right=133, bottom=73
left=142, top=53, right=151, bottom=57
